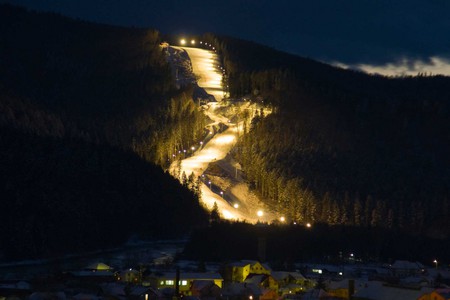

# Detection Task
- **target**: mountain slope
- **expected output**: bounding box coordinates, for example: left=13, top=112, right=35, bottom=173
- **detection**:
left=204, top=34, right=450, bottom=237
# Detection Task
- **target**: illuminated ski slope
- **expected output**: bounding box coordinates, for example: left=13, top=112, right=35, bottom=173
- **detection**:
left=170, top=46, right=276, bottom=223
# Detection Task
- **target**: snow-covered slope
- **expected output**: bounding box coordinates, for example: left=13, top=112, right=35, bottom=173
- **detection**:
left=169, top=46, right=276, bottom=223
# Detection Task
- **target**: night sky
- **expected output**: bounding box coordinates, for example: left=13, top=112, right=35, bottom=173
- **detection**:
left=3, top=0, right=450, bottom=75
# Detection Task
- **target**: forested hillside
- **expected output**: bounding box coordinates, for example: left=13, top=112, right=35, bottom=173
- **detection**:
left=0, top=5, right=208, bottom=260
left=203, top=34, right=450, bottom=237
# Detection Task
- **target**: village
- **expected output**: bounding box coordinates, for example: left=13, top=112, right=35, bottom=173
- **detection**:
left=1, top=252, right=449, bottom=300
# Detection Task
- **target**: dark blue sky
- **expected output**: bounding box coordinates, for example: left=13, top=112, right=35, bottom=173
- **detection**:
left=3, top=0, right=450, bottom=73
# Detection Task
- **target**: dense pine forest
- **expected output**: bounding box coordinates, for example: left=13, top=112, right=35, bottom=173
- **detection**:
left=202, top=34, right=450, bottom=237
left=0, top=5, right=209, bottom=260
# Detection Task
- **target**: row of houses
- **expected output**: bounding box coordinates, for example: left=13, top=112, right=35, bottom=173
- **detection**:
left=2, top=259, right=449, bottom=300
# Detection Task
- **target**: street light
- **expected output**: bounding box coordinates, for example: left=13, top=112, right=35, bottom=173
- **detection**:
left=257, top=210, right=263, bottom=217
left=220, top=191, right=224, bottom=198
left=280, top=216, right=285, bottom=222
left=191, top=39, right=195, bottom=45
left=234, top=203, right=239, bottom=209
left=208, top=181, right=211, bottom=189
left=180, top=39, right=186, bottom=45
left=434, top=259, right=438, bottom=270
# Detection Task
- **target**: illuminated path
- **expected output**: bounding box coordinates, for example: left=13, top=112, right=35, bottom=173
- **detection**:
left=170, top=46, right=275, bottom=223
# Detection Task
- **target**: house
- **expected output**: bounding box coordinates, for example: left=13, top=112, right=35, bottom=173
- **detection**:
left=241, top=260, right=272, bottom=276
left=327, top=279, right=361, bottom=299
left=272, top=271, right=314, bottom=294
left=191, top=280, right=221, bottom=298
left=67, top=262, right=115, bottom=283
left=259, top=288, right=278, bottom=300
left=225, top=261, right=251, bottom=282
left=119, top=268, right=140, bottom=283
left=225, top=260, right=272, bottom=282
left=390, top=260, right=425, bottom=278
left=101, top=283, right=161, bottom=300
left=222, top=282, right=262, bottom=300
left=245, top=274, right=278, bottom=293
left=153, top=272, right=223, bottom=296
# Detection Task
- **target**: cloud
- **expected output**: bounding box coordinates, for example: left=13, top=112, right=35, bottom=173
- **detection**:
left=333, top=56, right=450, bottom=76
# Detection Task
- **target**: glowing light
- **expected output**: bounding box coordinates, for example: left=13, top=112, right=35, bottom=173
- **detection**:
left=191, top=39, right=196, bottom=45
left=222, top=209, right=234, bottom=219
left=257, top=210, right=263, bottom=217
left=180, top=39, right=186, bottom=45
left=234, top=203, right=239, bottom=208
left=280, top=216, right=285, bottom=222
left=306, top=222, right=312, bottom=228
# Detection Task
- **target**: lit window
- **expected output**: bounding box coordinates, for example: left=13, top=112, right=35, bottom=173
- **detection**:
left=166, top=280, right=174, bottom=285
left=181, top=280, right=188, bottom=286
left=160, top=281, right=164, bottom=285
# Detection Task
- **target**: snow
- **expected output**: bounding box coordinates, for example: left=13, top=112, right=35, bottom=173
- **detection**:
left=169, top=46, right=276, bottom=224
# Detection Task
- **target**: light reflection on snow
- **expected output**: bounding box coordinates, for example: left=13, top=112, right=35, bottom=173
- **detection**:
left=213, top=134, right=235, bottom=145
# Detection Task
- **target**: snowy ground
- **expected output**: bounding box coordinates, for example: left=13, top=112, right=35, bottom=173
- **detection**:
left=169, top=46, right=278, bottom=224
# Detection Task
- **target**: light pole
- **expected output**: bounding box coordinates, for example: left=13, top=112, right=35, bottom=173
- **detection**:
left=220, top=191, right=224, bottom=198
left=208, top=181, right=212, bottom=190
left=434, top=259, right=438, bottom=270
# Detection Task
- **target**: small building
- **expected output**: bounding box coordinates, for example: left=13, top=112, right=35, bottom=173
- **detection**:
left=390, top=260, right=425, bottom=278
left=225, top=261, right=251, bottom=282
left=241, top=260, right=272, bottom=276
left=222, top=282, right=262, bottom=300
left=225, top=260, right=271, bottom=282
left=272, top=271, right=314, bottom=293
left=191, top=280, right=221, bottom=298
left=153, top=272, right=223, bottom=296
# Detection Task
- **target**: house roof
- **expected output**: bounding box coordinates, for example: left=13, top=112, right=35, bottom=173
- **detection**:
left=244, top=274, right=266, bottom=284
left=391, top=260, right=424, bottom=270
left=191, top=280, right=215, bottom=290
left=241, top=260, right=272, bottom=271
left=229, top=261, right=251, bottom=267
left=85, top=262, right=112, bottom=271
left=221, top=282, right=262, bottom=296
left=271, top=271, right=306, bottom=281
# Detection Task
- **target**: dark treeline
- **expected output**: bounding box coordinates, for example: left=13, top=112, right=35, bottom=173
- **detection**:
left=182, top=221, right=450, bottom=265
left=202, top=34, right=450, bottom=238
left=0, top=5, right=209, bottom=260
left=0, top=127, right=208, bottom=260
